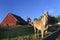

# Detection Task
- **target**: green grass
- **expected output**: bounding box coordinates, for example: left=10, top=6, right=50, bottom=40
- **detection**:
left=0, top=25, right=56, bottom=40
left=0, top=25, right=41, bottom=40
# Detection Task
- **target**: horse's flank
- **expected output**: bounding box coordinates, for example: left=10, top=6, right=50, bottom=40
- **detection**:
left=33, top=19, right=45, bottom=31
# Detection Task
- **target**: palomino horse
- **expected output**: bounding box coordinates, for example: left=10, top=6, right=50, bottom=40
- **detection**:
left=33, top=12, right=48, bottom=38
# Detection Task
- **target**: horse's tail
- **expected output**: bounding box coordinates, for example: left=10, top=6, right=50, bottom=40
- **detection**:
left=44, top=25, right=48, bottom=30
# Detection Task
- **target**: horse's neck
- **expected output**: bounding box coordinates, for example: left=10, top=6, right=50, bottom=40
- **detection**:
left=41, top=16, right=47, bottom=26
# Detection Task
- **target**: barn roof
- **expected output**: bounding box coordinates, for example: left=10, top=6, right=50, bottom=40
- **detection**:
left=10, top=13, right=28, bottom=24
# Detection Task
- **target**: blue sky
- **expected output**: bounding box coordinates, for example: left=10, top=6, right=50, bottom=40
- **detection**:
left=0, top=0, right=60, bottom=22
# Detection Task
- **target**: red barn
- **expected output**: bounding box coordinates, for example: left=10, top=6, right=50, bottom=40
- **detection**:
left=1, top=13, right=28, bottom=26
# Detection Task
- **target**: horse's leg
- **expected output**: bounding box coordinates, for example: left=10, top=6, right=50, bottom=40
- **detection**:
left=41, top=30, right=44, bottom=38
left=34, top=27, right=36, bottom=38
left=37, top=29, right=39, bottom=38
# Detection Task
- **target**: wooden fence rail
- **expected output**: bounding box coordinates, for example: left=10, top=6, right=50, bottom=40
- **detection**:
left=42, top=29, right=60, bottom=40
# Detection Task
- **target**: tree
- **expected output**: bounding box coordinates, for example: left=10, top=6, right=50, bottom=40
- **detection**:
left=26, top=17, right=31, bottom=24
left=56, top=16, right=60, bottom=22
left=48, top=15, right=57, bottom=24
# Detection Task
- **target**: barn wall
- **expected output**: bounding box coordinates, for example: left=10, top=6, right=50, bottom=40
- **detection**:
left=1, top=14, right=17, bottom=26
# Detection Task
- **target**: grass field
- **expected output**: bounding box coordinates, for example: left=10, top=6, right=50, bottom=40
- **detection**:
left=0, top=25, right=40, bottom=40
left=0, top=25, right=59, bottom=40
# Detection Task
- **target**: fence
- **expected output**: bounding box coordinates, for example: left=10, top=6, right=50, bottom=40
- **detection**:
left=42, top=29, right=60, bottom=40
